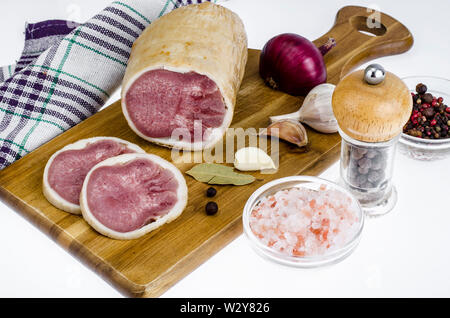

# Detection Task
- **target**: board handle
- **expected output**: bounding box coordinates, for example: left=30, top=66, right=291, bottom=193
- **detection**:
left=313, top=5, right=414, bottom=83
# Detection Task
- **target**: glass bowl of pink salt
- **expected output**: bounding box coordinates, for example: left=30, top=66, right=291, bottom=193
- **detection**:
left=243, top=176, right=364, bottom=268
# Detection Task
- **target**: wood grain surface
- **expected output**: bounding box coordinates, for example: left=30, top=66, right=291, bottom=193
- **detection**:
left=0, top=6, right=412, bottom=297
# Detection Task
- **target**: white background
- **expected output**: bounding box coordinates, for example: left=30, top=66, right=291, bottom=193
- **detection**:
left=0, top=0, right=449, bottom=297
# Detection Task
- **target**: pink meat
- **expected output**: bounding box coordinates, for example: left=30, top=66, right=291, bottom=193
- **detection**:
left=125, top=69, right=226, bottom=142
left=48, top=140, right=137, bottom=205
left=86, top=158, right=179, bottom=233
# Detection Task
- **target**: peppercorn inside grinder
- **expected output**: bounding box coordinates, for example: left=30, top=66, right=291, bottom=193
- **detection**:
left=332, top=64, right=413, bottom=216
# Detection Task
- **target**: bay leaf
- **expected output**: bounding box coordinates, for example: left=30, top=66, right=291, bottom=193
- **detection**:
left=185, top=163, right=256, bottom=186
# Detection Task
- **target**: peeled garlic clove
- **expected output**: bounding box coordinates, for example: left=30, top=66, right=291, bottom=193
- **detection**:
left=234, top=147, right=276, bottom=171
left=298, top=83, right=338, bottom=133
left=260, top=119, right=308, bottom=147
left=269, top=83, right=338, bottom=134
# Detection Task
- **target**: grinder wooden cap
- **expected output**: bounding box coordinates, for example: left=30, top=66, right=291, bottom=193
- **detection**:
left=332, top=64, right=412, bottom=142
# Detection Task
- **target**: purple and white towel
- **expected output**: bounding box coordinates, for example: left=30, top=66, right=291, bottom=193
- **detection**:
left=0, top=0, right=221, bottom=170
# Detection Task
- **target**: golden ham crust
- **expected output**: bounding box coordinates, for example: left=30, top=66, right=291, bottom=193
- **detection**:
left=121, top=2, right=248, bottom=150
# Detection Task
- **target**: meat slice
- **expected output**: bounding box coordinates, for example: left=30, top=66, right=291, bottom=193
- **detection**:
left=80, top=153, right=188, bottom=240
left=121, top=3, right=247, bottom=150
left=43, top=137, right=145, bottom=214
left=124, top=69, right=226, bottom=142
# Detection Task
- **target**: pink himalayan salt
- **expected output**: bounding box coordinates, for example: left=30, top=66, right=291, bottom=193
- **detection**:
left=249, top=185, right=359, bottom=257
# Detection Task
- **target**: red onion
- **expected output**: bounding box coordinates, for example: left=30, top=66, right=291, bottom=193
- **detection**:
left=259, top=33, right=336, bottom=96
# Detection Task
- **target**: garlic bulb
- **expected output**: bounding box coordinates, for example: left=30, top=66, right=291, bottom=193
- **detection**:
left=269, top=83, right=338, bottom=134
left=260, top=119, right=308, bottom=147
left=234, top=147, right=276, bottom=171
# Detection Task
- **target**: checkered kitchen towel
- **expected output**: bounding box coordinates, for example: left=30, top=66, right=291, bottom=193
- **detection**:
left=0, top=0, right=222, bottom=170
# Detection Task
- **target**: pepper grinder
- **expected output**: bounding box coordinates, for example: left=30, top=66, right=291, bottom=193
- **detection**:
left=332, top=64, right=412, bottom=216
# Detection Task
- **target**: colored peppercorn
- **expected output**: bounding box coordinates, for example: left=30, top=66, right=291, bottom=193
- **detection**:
left=404, top=83, right=450, bottom=140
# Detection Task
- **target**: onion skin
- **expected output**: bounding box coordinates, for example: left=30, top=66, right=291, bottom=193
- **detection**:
left=259, top=33, right=335, bottom=96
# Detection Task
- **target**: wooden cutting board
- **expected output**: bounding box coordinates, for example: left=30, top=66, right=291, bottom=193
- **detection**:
left=0, top=6, right=412, bottom=297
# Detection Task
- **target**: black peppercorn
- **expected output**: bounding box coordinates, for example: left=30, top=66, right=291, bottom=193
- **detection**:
left=366, top=150, right=378, bottom=159
left=416, top=83, right=427, bottom=95
left=423, top=108, right=435, bottom=118
left=358, top=157, right=372, bottom=169
left=206, top=187, right=217, bottom=197
left=422, top=93, right=433, bottom=104
left=356, top=174, right=368, bottom=186
left=345, top=145, right=389, bottom=189
left=368, top=170, right=382, bottom=184
left=205, top=202, right=218, bottom=215
left=363, top=182, right=375, bottom=189
left=351, top=149, right=364, bottom=160
left=370, top=159, right=384, bottom=170
left=358, top=166, right=370, bottom=175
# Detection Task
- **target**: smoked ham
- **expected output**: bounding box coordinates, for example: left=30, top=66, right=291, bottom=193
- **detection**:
left=79, top=153, right=188, bottom=240
left=121, top=2, right=248, bottom=150
left=43, top=137, right=145, bottom=214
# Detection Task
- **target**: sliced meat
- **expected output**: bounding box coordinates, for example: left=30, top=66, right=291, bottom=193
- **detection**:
left=43, top=137, right=145, bottom=214
left=86, top=158, right=178, bottom=232
left=125, top=69, right=226, bottom=142
left=121, top=3, right=247, bottom=150
left=80, top=153, right=188, bottom=240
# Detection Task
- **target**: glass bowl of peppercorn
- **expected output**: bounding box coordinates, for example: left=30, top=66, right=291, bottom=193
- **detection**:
left=399, top=76, right=450, bottom=160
